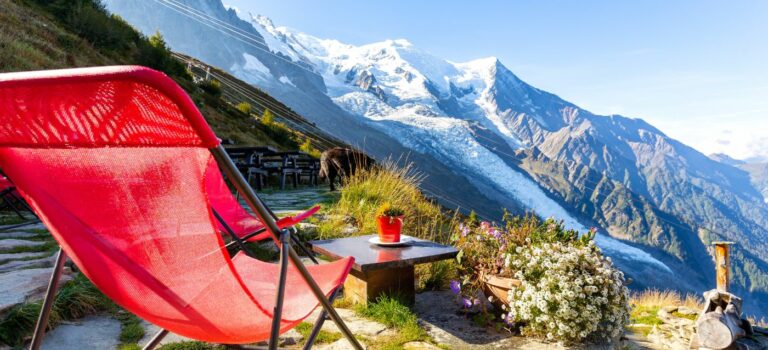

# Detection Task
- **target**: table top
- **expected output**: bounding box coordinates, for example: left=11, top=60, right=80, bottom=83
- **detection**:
left=309, top=234, right=458, bottom=272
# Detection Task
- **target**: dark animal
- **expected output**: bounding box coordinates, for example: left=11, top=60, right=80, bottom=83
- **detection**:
left=318, top=147, right=375, bottom=191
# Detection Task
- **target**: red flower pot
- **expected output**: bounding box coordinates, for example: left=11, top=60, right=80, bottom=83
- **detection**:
left=376, top=215, right=403, bottom=243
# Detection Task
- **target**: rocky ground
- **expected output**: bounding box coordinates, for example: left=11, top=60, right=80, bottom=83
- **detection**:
left=623, top=305, right=768, bottom=350
left=2, top=189, right=768, bottom=349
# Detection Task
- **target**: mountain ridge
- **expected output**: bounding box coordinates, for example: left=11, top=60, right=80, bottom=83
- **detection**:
left=104, top=0, right=768, bottom=317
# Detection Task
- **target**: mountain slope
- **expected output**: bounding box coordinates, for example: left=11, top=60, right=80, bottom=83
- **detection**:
left=104, top=0, right=768, bottom=316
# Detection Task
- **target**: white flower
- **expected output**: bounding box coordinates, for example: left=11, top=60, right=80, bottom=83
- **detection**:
left=502, top=243, right=630, bottom=343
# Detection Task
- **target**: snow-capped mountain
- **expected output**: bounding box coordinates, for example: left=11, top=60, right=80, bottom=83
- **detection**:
left=105, top=0, right=768, bottom=316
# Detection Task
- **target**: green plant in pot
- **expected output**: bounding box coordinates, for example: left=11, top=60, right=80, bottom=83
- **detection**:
left=375, top=202, right=405, bottom=243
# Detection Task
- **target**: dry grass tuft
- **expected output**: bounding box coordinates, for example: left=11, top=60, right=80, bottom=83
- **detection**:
left=630, top=289, right=704, bottom=311
left=316, top=160, right=460, bottom=244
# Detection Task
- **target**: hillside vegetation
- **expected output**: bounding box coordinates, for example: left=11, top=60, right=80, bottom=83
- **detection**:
left=0, top=0, right=337, bottom=152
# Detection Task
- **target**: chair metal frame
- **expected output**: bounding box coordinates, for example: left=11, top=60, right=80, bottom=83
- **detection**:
left=27, top=145, right=361, bottom=350
left=0, top=184, right=40, bottom=232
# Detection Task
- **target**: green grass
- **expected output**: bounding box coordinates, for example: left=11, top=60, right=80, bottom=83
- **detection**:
left=116, top=311, right=145, bottom=344
left=24, top=229, right=50, bottom=235
left=630, top=305, right=663, bottom=326
left=295, top=321, right=342, bottom=345
left=354, top=295, right=429, bottom=350
left=415, top=260, right=456, bottom=292
left=0, top=215, right=30, bottom=225
left=118, top=344, right=142, bottom=350
left=156, top=341, right=226, bottom=350
left=625, top=324, right=654, bottom=337
left=315, top=161, right=459, bottom=243
left=671, top=310, right=698, bottom=321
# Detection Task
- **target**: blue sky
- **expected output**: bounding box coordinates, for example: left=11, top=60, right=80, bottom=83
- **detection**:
left=225, top=0, right=768, bottom=160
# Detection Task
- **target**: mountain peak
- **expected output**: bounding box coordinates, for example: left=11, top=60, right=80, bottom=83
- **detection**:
left=386, top=38, right=412, bottom=47
left=253, top=14, right=275, bottom=29
left=710, top=153, right=747, bottom=166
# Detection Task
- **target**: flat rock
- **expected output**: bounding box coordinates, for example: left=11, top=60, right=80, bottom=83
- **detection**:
left=0, top=231, right=45, bottom=239
left=138, top=321, right=195, bottom=347
left=0, top=239, right=45, bottom=252
left=315, top=338, right=367, bottom=350
left=0, top=251, right=50, bottom=263
left=0, top=223, right=46, bottom=231
left=39, top=315, right=121, bottom=350
left=308, top=308, right=391, bottom=338
left=297, top=222, right=319, bottom=235
left=139, top=321, right=303, bottom=348
left=0, top=254, right=56, bottom=272
left=403, top=341, right=443, bottom=349
left=0, top=267, right=72, bottom=314
left=675, top=306, right=698, bottom=316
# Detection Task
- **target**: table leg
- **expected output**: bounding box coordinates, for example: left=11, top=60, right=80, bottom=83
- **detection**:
left=344, top=266, right=415, bottom=306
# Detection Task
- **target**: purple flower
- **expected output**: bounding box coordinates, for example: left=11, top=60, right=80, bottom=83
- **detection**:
left=450, top=280, right=461, bottom=294
left=503, top=313, right=514, bottom=326
left=459, top=224, right=470, bottom=237
left=462, top=298, right=473, bottom=309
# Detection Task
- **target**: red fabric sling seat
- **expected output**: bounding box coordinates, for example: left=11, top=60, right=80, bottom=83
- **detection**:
left=203, top=162, right=320, bottom=243
left=0, top=66, right=353, bottom=344
left=0, top=176, right=14, bottom=192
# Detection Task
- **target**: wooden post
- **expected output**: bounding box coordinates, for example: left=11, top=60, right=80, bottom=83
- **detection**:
left=713, top=242, right=733, bottom=293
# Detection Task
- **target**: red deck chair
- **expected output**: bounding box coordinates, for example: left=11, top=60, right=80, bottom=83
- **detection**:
left=0, top=66, right=362, bottom=350
left=204, top=162, right=321, bottom=263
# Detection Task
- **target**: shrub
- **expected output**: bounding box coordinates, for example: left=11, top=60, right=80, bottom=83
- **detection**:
left=260, top=108, right=275, bottom=125
left=137, top=31, right=189, bottom=78
left=254, top=108, right=297, bottom=147
left=315, top=160, right=459, bottom=243
left=299, top=138, right=322, bottom=158
left=236, top=101, right=252, bottom=115
left=451, top=215, right=630, bottom=343
left=198, top=79, right=222, bottom=97
left=504, top=241, right=630, bottom=342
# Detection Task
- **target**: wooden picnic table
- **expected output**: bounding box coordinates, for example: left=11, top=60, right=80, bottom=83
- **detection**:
left=262, top=151, right=319, bottom=189
left=224, top=146, right=278, bottom=161
left=224, top=147, right=320, bottom=190
left=309, top=235, right=458, bottom=305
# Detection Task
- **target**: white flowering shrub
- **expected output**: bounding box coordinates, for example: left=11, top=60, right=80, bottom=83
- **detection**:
left=505, top=241, right=630, bottom=342
left=451, top=214, right=630, bottom=343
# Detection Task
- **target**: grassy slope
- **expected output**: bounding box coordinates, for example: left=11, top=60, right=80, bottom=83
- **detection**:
left=0, top=0, right=339, bottom=152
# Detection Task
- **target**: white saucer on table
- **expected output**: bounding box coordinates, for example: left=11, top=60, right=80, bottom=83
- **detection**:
left=368, top=234, right=415, bottom=247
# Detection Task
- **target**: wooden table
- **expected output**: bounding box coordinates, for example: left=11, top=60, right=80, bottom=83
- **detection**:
left=309, top=235, right=458, bottom=305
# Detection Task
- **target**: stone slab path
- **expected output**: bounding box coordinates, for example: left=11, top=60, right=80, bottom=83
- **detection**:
left=247, top=187, right=332, bottom=214
left=40, top=315, right=122, bottom=350
left=0, top=238, right=45, bottom=251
